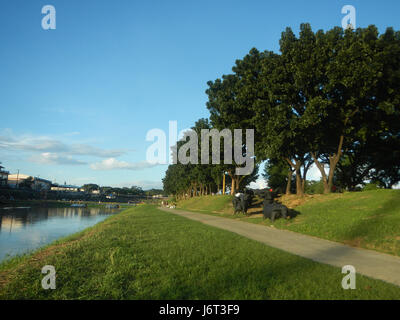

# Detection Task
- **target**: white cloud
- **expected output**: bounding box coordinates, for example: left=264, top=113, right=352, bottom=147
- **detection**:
left=249, top=176, right=268, bottom=190
left=30, top=152, right=87, bottom=166
left=90, top=158, right=159, bottom=171
left=307, top=164, right=322, bottom=181
left=253, top=163, right=322, bottom=190
left=0, top=131, right=125, bottom=158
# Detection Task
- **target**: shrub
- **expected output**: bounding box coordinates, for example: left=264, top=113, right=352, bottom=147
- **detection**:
left=363, top=183, right=381, bottom=191
left=305, top=180, right=324, bottom=194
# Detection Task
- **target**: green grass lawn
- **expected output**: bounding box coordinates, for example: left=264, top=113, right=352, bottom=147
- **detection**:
left=176, top=190, right=400, bottom=256
left=177, top=194, right=233, bottom=213
left=1, top=204, right=399, bottom=299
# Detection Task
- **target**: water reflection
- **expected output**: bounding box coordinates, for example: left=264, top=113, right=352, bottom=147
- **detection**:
left=0, top=206, right=119, bottom=262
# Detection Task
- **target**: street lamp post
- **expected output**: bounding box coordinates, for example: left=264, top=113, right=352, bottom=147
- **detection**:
left=222, top=171, right=226, bottom=195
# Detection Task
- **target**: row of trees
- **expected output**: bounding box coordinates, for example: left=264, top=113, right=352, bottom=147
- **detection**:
left=163, top=119, right=258, bottom=199
left=163, top=24, right=400, bottom=197
left=82, top=184, right=147, bottom=196
left=82, top=185, right=166, bottom=197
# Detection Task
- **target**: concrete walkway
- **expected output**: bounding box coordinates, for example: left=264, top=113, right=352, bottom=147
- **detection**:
left=159, top=207, right=400, bottom=287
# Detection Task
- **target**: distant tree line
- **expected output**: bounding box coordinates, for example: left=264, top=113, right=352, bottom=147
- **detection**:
left=163, top=23, right=400, bottom=197
left=82, top=184, right=150, bottom=196
left=163, top=118, right=258, bottom=199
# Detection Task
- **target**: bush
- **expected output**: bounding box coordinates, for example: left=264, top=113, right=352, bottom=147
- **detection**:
left=305, top=180, right=324, bottom=194
left=363, top=183, right=381, bottom=191
left=169, top=196, right=177, bottom=204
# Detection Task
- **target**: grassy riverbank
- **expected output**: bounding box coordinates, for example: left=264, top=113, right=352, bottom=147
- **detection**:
left=177, top=190, right=400, bottom=257
left=1, top=205, right=399, bottom=299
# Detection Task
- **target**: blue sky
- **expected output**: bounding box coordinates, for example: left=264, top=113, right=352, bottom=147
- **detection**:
left=1, top=0, right=399, bottom=189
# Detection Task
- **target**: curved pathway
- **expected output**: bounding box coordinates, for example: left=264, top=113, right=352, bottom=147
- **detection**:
left=159, top=207, right=400, bottom=287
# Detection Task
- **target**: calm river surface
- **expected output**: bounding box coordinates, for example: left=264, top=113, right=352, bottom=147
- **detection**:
left=0, top=206, right=119, bottom=262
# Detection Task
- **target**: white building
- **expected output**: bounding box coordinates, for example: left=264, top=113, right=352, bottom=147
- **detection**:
left=50, top=184, right=83, bottom=192
left=152, top=194, right=165, bottom=198
left=8, top=174, right=52, bottom=190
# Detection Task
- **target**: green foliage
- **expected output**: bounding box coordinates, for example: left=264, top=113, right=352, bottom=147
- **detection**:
left=163, top=117, right=258, bottom=197
left=98, top=185, right=145, bottom=196
left=256, top=24, right=399, bottom=193
left=262, top=159, right=294, bottom=194
left=18, top=176, right=34, bottom=189
left=144, top=189, right=164, bottom=196
left=363, top=183, right=381, bottom=191
left=128, top=186, right=145, bottom=196
left=82, top=184, right=99, bottom=193
left=164, top=23, right=400, bottom=196
left=305, top=180, right=324, bottom=194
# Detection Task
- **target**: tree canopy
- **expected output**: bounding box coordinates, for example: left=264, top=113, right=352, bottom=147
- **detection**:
left=163, top=23, right=400, bottom=197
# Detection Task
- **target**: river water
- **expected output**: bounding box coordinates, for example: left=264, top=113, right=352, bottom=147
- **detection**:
left=0, top=206, right=119, bottom=262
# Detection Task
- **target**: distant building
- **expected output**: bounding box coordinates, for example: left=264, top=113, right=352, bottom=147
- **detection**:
left=51, top=184, right=83, bottom=192
left=8, top=174, right=52, bottom=190
left=0, top=165, right=9, bottom=186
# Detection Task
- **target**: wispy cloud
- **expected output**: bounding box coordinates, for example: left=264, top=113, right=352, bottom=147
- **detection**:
left=30, top=152, right=87, bottom=166
left=90, top=158, right=158, bottom=171
left=0, top=131, right=125, bottom=158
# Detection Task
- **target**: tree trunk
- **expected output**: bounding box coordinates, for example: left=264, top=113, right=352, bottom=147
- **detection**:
left=228, top=171, right=235, bottom=195
left=295, top=166, right=304, bottom=196
left=311, top=153, right=330, bottom=193
left=301, top=160, right=311, bottom=193
left=311, top=135, right=344, bottom=194
left=286, top=170, right=293, bottom=195
left=286, top=158, right=304, bottom=196
left=235, top=176, right=240, bottom=192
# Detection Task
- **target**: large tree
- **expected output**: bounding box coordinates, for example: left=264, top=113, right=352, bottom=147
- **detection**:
left=166, top=23, right=400, bottom=197
left=206, top=49, right=265, bottom=193
left=258, top=24, right=400, bottom=194
left=253, top=35, right=312, bottom=196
